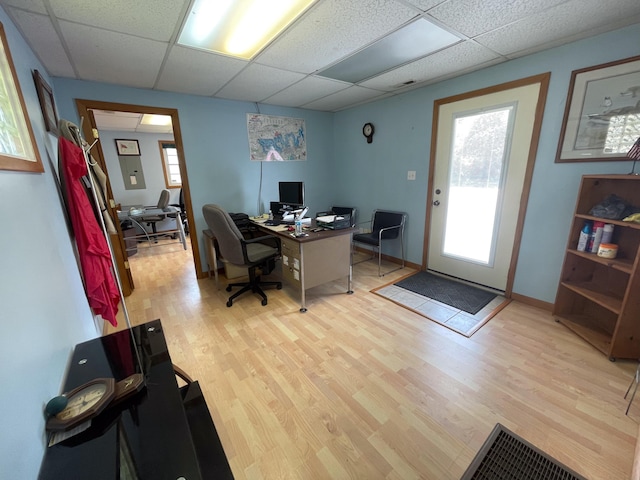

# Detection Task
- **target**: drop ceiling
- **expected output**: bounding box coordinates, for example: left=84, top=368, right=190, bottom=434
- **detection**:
left=3, top=0, right=640, bottom=115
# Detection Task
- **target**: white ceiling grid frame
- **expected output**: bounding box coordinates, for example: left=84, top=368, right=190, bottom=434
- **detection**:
left=263, top=75, right=351, bottom=107
left=360, top=40, right=502, bottom=91
left=426, top=0, right=570, bottom=37
left=59, top=21, right=168, bottom=88
left=302, top=84, right=388, bottom=111
left=8, top=8, right=75, bottom=77
left=156, top=46, right=248, bottom=96
left=476, top=0, right=640, bottom=57
left=48, top=0, right=188, bottom=43
left=256, top=0, right=421, bottom=74
left=215, top=64, right=306, bottom=103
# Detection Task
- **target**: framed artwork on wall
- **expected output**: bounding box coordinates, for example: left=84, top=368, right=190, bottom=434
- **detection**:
left=0, top=22, right=44, bottom=173
left=33, top=69, right=59, bottom=135
left=556, top=55, right=640, bottom=163
left=115, top=139, right=140, bottom=156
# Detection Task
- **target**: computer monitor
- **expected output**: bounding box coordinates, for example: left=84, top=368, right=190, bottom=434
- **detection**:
left=278, top=181, right=304, bottom=206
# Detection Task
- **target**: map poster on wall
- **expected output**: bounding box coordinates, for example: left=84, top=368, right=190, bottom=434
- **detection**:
left=247, top=113, right=306, bottom=161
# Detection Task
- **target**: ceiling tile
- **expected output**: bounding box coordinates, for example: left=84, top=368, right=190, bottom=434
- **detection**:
left=360, top=40, right=501, bottom=90
left=8, top=9, right=75, bottom=77
left=60, top=21, right=167, bottom=88
left=2, top=0, right=47, bottom=14
left=403, top=0, right=445, bottom=11
left=302, top=85, right=387, bottom=111
left=155, top=46, right=247, bottom=96
left=477, top=0, right=640, bottom=56
left=256, top=0, right=419, bottom=73
left=216, top=64, right=306, bottom=103
left=49, top=0, right=189, bottom=42
left=428, top=0, right=568, bottom=37
left=263, top=75, right=350, bottom=107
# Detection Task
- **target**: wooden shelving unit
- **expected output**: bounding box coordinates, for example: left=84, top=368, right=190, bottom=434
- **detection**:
left=553, top=175, right=640, bottom=360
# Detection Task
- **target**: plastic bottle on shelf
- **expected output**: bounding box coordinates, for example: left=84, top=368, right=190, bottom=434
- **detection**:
left=601, top=223, right=614, bottom=244
left=577, top=221, right=591, bottom=252
left=295, top=217, right=303, bottom=236
left=268, top=210, right=273, bottom=221
left=588, top=221, right=605, bottom=253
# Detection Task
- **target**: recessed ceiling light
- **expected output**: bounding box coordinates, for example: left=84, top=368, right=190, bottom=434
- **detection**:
left=178, top=0, right=317, bottom=60
left=319, top=18, right=461, bottom=83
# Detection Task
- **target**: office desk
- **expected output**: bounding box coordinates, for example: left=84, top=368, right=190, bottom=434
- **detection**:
left=255, top=220, right=355, bottom=312
left=39, top=319, right=233, bottom=479
left=117, top=206, right=187, bottom=251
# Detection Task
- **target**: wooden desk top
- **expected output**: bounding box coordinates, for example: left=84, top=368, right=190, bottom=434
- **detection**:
left=253, top=219, right=355, bottom=243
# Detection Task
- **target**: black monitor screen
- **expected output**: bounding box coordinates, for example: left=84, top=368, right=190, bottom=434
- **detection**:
left=278, top=181, right=304, bottom=206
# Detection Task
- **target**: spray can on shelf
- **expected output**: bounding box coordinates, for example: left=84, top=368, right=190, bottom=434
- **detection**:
left=577, top=221, right=592, bottom=251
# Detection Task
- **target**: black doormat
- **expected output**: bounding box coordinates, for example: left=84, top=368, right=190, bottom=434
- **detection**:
left=394, top=271, right=496, bottom=315
left=461, top=424, right=587, bottom=480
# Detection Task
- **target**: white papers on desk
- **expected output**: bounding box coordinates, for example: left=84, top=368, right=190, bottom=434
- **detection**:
left=316, top=215, right=344, bottom=223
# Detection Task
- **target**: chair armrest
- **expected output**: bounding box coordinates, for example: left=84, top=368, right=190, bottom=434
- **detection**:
left=377, top=224, right=401, bottom=240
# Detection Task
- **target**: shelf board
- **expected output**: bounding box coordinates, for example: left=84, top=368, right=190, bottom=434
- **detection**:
left=560, top=281, right=622, bottom=314
left=555, top=314, right=611, bottom=356
left=575, top=213, right=640, bottom=230
left=566, top=249, right=633, bottom=274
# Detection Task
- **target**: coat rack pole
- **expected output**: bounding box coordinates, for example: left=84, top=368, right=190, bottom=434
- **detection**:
left=75, top=119, right=143, bottom=374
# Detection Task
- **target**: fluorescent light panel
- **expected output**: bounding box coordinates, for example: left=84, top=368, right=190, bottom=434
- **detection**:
left=140, top=114, right=172, bottom=126
left=178, top=0, right=316, bottom=60
left=319, top=18, right=461, bottom=83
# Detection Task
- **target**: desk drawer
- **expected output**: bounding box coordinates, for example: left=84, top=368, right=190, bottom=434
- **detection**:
left=280, top=237, right=300, bottom=256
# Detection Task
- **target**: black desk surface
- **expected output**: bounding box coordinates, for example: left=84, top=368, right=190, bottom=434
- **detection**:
left=39, top=319, right=233, bottom=479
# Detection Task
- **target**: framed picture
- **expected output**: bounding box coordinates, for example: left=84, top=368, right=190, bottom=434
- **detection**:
left=33, top=69, right=59, bottom=135
left=0, top=22, right=43, bottom=173
left=556, top=55, right=640, bottom=163
left=115, top=139, right=140, bottom=156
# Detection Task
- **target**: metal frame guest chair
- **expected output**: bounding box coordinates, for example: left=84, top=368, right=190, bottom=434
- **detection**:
left=352, top=209, right=407, bottom=276
left=202, top=204, right=282, bottom=307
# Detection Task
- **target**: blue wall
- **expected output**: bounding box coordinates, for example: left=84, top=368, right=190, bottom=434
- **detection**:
left=0, top=9, right=100, bottom=478
left=331, top=24, right=639, bottom=302
left=54, top=23, right=640, bottom=303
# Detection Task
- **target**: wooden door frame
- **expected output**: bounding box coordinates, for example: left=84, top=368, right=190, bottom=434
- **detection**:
left=422, top=73, right=550, bottom=297
left=75, top=99, right=204, bottom=294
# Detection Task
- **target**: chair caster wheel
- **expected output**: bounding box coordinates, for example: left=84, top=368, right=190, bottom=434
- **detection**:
left=226, top=286, right=232, bottom=292
left=226, top=300, right=232, bottom=307
left=261, top=299, right=267, bottom=306
left=277, top=284, right=282, bottom=290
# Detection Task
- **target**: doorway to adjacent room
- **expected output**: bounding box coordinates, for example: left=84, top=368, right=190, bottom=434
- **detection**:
left=75, top=99, right=202, bottom=298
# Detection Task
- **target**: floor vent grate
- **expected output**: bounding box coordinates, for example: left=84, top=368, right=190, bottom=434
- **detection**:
left=461, top=424, right=588, bottom=480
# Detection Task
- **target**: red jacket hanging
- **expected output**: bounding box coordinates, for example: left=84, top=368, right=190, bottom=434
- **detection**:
left=59, top=137, right=120, bottom=326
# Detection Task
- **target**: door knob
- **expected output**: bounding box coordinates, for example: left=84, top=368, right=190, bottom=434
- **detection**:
left=433, top=200, right=440, bottom=206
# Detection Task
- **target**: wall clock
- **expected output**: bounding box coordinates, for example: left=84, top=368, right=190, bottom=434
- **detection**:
left=362, top=122, right=374, bottom=143
left=46, top=374, right=145, bottom=432
left=46, top=378, right=116, bottom=432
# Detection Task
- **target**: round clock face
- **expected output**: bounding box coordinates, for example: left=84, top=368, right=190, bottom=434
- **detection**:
left=46, top=378, right=116, bottom=432
left=56, top=383, right=108, bottom=420
left=363, top=123, right=374, bottom=137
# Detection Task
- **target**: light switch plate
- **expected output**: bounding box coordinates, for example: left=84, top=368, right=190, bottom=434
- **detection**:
left=407, top=170, right=416, bottom=180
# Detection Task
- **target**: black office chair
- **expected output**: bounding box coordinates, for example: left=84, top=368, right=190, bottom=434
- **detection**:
left=170, top=188, right=189, bottom=235
left=202, top=204, right=282, bottom=307
left=141, top=189, right=170, bottom=242
left=352, top=209, right=407, bottom=276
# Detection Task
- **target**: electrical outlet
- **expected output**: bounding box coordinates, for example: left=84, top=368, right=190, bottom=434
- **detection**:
left=407, top=170, right=416, bottom=180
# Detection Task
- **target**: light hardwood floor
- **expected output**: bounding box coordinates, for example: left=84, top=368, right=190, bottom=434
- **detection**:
left=111, top=238, right=638, bottom=479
